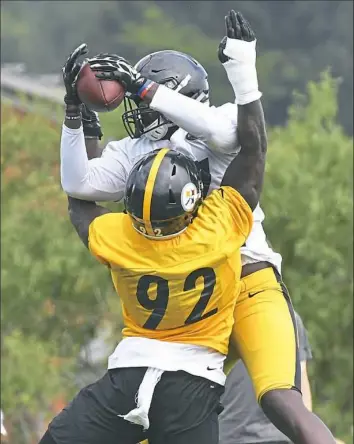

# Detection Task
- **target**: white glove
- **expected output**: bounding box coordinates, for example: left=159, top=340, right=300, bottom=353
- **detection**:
left=222, top=37, right=262, bottom=105
left=218, top=11, right=262, bottom=105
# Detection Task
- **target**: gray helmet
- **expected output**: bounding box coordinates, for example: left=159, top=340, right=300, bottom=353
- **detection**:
left=122, top=50, right=209, bottom=140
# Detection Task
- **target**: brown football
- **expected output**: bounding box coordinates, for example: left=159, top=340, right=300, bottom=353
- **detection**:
left=76, top=63, right=126, bottom=112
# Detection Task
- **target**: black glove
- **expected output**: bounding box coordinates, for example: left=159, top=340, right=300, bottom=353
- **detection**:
left=218, top=11, right=256, bottom=64
left=62, top=43, right=88, bottom=106
left=81, top=104, right=103, bottom=139
left=87, top=53, right=147, bottom=96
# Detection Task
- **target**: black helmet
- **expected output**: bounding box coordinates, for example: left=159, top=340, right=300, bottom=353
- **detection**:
left=122, top=50, right=209, bottom=140
left=124, top=148, right=204, bottom=239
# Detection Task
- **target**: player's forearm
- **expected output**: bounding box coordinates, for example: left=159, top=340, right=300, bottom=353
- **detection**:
left=61, top=125, right=121, bottom=201
left=85, top=137, right=103, bottom=160
left=61, top=123, right=90, bottom=195
left=221, top=99, right=267, bottom=210
left=238, top=100, right=267, bottom=157
left=221, top=37, right=262, bottom=106
left=61, top=125, right=104, bottom=200
left=68, top=196, right=110, bottom=248
left=64, top=104, right=103, bottom=160
left=144, top=85, right=238, bottom=152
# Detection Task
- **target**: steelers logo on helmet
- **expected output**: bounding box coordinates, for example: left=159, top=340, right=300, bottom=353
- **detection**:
left=181, top=182, right=199, bottom=212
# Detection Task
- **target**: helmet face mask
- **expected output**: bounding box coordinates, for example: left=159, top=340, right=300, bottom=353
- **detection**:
left=122, top=50, right=209, bottom=140
left=123, top=97, right=173, bottom=140
left=124, top=148, right=204, bottom=240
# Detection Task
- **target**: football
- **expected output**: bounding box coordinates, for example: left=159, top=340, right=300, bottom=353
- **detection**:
left=76, top=63, right=126, bottom=112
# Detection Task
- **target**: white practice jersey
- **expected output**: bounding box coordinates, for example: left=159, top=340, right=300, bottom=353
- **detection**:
left=104, top=132, right=281, bottom=272
left=61, top=102, right=282, bottom=272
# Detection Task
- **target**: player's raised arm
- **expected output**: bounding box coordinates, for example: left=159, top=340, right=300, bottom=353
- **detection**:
left=60, top=44, right=128, bottom=202
left=61, top=45, right=112, bottom=249
left=81, top=104, right=104, bottom=160
left=88, top=54, right=238, bottom=154
left=61, top=44, right=103, bottom=160
left=220, top=12, right=267, bottom=212
left=221, top=99, right=266, bottom=212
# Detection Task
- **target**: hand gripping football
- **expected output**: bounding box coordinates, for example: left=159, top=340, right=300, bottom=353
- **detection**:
left=76, top=63, right=126, bottom=112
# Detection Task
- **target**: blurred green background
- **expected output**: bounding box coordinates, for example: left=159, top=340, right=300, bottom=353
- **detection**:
left=1, top=0, right=353, bottom=134
left=1, top=1, right=353, bottom=443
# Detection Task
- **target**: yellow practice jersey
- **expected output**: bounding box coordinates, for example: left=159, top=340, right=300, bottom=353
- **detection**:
left=89, top=186, right=253, bottom=355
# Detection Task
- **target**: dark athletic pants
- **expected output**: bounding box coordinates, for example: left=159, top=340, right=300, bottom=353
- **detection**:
left=39, top=367, right=224, bottom=444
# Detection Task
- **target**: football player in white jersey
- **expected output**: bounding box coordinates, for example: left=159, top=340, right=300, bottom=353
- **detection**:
left=59, top=10, right=335, bottom=444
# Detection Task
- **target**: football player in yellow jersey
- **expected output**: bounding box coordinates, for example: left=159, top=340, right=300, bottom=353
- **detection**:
left=38, top=97, right=266, bottom=443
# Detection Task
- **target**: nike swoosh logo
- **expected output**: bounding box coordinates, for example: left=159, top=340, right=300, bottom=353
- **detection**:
left=207, top=366, right=217, bottom=371
left=248, top=290, right=265, bottom=298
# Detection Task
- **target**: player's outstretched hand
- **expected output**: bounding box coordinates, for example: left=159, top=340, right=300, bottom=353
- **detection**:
left=88, top=54, right=145, bottom=96
left=218, top=11, right=256, bottom=64
left=62, top=43, right=88, bottom=106
left=225, top=10, right=255, bottom=42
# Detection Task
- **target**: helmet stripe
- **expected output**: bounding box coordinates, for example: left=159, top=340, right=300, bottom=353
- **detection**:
left=142, top=148, right=170, bottom=236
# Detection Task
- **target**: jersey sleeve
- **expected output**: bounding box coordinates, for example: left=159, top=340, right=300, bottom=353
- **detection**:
left=150, top=86, right=238, bottom=154
left=88, top=213, right=123, bottom=266
left=61, top=125, right=131, bottom=202
left=220, top=186, right=253, bottom=241
left=198, top=186, right=253, bottom=248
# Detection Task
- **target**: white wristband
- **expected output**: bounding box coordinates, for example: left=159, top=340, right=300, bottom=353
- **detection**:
left=222, top=38, right=262, bottom=105
left=223, top=60, right=262, bottom=105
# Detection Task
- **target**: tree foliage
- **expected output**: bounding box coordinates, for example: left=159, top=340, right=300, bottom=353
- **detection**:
left=1, top=0, right=352, bottom=134
left=1, top=74, right=353, bottom=442
left=262, top=72, right=353, bottom=440
left=1, top=105, right=125, bottom=442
